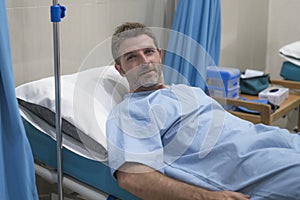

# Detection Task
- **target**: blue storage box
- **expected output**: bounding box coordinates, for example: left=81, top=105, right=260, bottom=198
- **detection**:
left=206, top=66, right=241, bottom=90
left=207, top=85, right=240, bottom=99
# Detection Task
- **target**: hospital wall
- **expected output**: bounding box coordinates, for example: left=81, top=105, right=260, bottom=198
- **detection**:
left=6, top=0, right=300, bottom=86
left=6, top=0, right=171, bottom=86
left=220, top=0, right=300, bottom=79
left=265, top=0, right=300, bottom=79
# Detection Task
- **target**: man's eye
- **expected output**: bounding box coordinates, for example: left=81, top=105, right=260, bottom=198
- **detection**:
left=145, top=49, right=155, bottom=54
left=126, top=55, right=136, bottom=61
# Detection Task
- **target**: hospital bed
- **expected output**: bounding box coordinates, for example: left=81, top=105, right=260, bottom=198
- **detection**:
left=16, top=66, right=139, bottom=200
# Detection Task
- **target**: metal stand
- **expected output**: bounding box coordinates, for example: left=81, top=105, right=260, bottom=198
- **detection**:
left=50, top=2, right=66, bottom=200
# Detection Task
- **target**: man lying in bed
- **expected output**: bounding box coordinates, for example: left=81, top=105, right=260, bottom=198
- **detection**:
left=106, top=22, right=300, bottom=200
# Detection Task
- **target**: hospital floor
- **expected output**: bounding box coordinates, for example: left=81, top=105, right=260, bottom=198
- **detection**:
left=36, top=175, right=87, bottom=200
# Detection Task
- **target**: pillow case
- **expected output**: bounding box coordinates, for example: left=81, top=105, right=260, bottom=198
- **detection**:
left=16, top=66, right=129, bottom=160
left=279, top=41, right=300, bottom=66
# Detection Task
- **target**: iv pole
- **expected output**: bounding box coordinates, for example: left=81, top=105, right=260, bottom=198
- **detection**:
left=50, top=2, right=66, bottom=200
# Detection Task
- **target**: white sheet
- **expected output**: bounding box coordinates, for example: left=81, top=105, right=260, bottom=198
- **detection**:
left=16, top=66, right=129, bottom=161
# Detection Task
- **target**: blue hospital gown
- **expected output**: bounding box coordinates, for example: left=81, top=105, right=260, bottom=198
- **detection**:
left=106, top=84, right=300, bottom=199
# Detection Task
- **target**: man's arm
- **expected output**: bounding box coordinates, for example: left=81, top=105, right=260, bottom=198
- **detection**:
left=116, top=163, right=250, bottom=200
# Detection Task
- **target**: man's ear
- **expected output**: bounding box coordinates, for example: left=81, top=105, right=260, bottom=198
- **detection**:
left=158, top=48, right=163, bottom=63
left=115, top=64, right=125, bottom=76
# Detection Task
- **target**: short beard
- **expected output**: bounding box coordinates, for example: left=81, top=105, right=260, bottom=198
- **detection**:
left=127, top=64, right=163, bottom=91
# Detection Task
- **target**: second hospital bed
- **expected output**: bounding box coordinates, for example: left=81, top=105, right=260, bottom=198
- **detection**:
left=16, top=65, right=139, bottom=200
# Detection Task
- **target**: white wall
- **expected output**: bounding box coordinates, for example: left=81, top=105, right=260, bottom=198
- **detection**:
left=266, top=0, right=300, bottom=79
left=6, top=0, right=167, bottom=86
left=8, top=0, right=300, bottom=86
left=220, top=0, right=269, bottom=72
left=220, top=0, right=300, bottom=78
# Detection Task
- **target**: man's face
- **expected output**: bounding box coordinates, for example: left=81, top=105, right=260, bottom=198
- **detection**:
left=115, top=34, right=163, bottom=92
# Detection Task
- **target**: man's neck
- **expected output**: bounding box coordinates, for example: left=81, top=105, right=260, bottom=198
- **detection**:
left=132, top=84, right=169, bottom=93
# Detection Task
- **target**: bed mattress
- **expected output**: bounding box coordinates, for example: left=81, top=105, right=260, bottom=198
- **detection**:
left=22, top=114, right=138, bottom=200
left=16, top=66, right=139, bottom=200
left=280, top=61, right=300, bottom=82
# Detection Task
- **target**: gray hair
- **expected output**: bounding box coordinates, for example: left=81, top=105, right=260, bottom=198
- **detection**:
left=111, top=22, right=159, bottom=65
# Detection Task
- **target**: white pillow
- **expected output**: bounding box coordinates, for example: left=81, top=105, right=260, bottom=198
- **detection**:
left=279, top=41, right=300, bottom=66
left=16, top=66, right=129, bottom=160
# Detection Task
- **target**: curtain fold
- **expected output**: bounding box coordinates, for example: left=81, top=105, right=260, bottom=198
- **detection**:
left=0, top=0, right=38, bottom=199
left=163, top=0, right=221, bottom=89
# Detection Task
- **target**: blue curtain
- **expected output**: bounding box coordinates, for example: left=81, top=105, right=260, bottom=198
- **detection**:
left=164, top=0, right=221, bottom=89
left=0, top=1, right=38, bottom=199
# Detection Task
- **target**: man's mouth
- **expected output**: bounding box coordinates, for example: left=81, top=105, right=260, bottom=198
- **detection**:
left=139, top=69, right=155, bottom=76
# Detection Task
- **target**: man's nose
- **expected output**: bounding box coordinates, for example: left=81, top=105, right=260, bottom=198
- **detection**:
left=139, top=53, right=150, bottom=64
